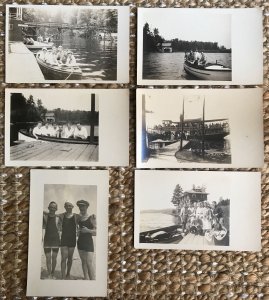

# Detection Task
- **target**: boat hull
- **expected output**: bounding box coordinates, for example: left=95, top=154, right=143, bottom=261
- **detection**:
left=140, top=225, right=183, bottom=244
left=26, top=42, right=54, bottom=50
left=36, top=54, right=82, bottom=80
left=18, top=130, right=98, bottom=145
left=184, top=61, right=232, bottom=81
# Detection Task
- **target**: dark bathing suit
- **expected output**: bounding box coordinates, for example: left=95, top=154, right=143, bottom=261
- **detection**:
left=61, top=214, right=76, bottom=247
left=44, top=215, right=60, bottom=248
left=77, top=217, right=94, bottom=252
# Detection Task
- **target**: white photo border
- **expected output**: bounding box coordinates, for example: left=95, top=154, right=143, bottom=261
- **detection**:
left=5, top=88, right=129, bottom=167
left=27, top=169, right=109, bottom=297
left=6, top=5, right=129, bottom=84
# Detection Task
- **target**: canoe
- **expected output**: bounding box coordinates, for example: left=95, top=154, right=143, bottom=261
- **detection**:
left=140, top=225, right=183, bottom=244
left=25, top=42, right=54, bottom=50
left=18, top=129, right=98, bottom=145
left=36, top=52, right=83, bottom=80
left=184, top=60, right=232, bottom=81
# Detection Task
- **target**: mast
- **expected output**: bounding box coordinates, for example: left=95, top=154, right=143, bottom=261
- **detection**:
left=142, top=94, right=148, bottom=161
left=202, top=97, right=205, bottom=159
left=180, top=98, right=184, bottom=151
left=90, top=93, right=96, bottom=144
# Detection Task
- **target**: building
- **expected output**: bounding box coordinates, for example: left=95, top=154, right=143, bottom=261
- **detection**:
left=172, top=185, right=208, bottom=213
left=8, top=7, right=24, bottom=42
left=44, top=112, right=55, bottom=123
left=157, top=41, right=173, bottom=53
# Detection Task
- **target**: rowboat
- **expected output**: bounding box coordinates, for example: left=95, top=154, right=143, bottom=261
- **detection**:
left=18, top=129, right=98, bottom=145
left=25, top=41, right=54, bottom=50
left=36, top=52, right=83, bottom=80
left=184, top=60, right=232, bottom=81
left=140, top=225, right=183, bottom=244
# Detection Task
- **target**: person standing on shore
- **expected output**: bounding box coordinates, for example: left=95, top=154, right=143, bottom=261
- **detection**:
left=43, top=202, right=61, bottom=279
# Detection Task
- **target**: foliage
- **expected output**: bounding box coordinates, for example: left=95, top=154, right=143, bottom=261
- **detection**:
left=218, top=198, right=230, bottom=206
left=171, top=184, right=183, bottom=205
left=143, top=23, right=231, bottom=53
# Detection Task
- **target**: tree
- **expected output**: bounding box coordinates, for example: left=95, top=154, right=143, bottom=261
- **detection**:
left=171, top=184, right=183, bottom=205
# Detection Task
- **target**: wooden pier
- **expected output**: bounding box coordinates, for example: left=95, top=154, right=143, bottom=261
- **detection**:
left=178, top=233, right=214, bottom=246
left=6, top=42, right=45, bottom=82
left=10, top=141, right=98, bottom=162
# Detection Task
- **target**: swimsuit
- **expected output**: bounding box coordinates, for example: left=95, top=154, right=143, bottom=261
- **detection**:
left=77, top=217, right=94, bottom=252
left=44, top=215, right=60, bottom=248
left=61, top=214, right=76, bottom=248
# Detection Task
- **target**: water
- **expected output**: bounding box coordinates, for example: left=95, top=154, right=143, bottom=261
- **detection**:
left=143, top=52, right=232, bottom=80
left=54, top=34, right=117, bottom=81
left=140, top=212, right=176, bottom=232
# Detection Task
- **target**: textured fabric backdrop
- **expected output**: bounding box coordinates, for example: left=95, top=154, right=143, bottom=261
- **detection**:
left=0, top=0, right=269, bottom=299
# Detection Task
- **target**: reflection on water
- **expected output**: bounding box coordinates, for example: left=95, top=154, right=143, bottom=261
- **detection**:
left=140, top=212, right=176, bottom=232
left=143, top=52, right=231, bottom=80
left=54, top=35, right=117, bottom=81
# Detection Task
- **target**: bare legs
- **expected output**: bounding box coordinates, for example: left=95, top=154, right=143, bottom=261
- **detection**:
left=61, top=246, right=75, bottom=279
left=44, top=248, right=59, bottom=278
left=78, top=250, right=95, bottom=280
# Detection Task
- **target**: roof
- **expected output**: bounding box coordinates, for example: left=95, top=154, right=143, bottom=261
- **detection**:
left=185, top=189, right=208, bottom=195
left=162, top=42, right=172, bottom=47
left=45, top=112, right=55, bottom=117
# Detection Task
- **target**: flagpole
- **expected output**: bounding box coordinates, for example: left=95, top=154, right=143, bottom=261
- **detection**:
left=180, top=97, right=184, bottom=151
left=202, top=97, right=205, bottom=159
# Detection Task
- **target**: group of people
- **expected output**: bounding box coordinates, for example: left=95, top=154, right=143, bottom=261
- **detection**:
left=43, top=200, right=96, bottom=280
left=38, top=45, right=77, bottom=67
left=185, top=50, right=207, bottom=66
left=32, top=122, right=88, bottom=140
left=179, top=201, right=225, bottom=236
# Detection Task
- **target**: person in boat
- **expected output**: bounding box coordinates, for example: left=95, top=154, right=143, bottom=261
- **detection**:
left=33, top=121, right=43, bottom=139
left=74, top=123, right=88, bottom=140
left=63, top=122, right=74, bottom=139
left=56, top=46, right=65, bottom=64
left=46, top=46, right=59, bottom=66
left=57, top=125, right=64, bottom=138
left=65, top=51, right=77, bottom=67
left=50, top=123, right=59, bottom=137
left=39, top=48, right=48, bottom=62
left=41, top=122, right=51, bottom=136
left=37, top=35, right=43, bottom=43
left=199, top=52, right=207, bottom=66
left=58, top=202, right=80, bottom=280
left=43, top=201, right=61, bottom=279
left=194, top=50, right=201, bottom=66
left=76, top=200, right=96, bottom=280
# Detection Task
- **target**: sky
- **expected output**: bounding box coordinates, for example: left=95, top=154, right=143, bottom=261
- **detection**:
left=21, top=90, right=99, bottom=111
left=143, top=10, right=231, bottom=49
left=144, top=93, right=228, bottom=128
left=137, top=172, right=231, bottom=211
left=43, top=184, right=97, bottom=216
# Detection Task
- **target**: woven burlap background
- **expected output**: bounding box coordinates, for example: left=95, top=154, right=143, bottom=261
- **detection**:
left=0, top=0, right=269, bottom=299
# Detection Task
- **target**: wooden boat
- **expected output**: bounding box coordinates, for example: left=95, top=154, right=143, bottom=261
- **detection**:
left=18, top=129, right=98, bottom=145
left=184, top=59, right=232, bottom=81
left=140, top=225, right=183, bottom=244
left=36, top=52, right=83, bottom=80
left=25, top=41, right=54, bottom=50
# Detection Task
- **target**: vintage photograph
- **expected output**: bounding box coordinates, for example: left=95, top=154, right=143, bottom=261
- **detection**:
left=136, top=88, right=264, bottom=168
left=5, top=89, right=129, bottom=167
left=41, top=184, right=97, bottom=280
left=6, top=5, right=129, bottom=83
left=137, top=8, right=263, bottom=85
left=27, top=170, right=108, bottom=297
left=134, top=170, right=261, bottom=251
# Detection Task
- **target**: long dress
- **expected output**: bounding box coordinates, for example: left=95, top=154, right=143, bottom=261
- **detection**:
left=77, top=217, right=94, bottom=252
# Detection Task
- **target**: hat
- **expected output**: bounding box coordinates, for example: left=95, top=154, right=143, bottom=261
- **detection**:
left=77, top=200, right=89, bottom=207
left=64, top=201, right=74, bottom=207
left=42, top=47, right=47, bottom=51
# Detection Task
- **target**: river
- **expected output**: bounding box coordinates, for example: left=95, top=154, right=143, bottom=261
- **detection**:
left=140, top=212, right=176, bottom=232
left=143, top=52, right=232, bottom=80
left=54, top=34, right=117, bottom=81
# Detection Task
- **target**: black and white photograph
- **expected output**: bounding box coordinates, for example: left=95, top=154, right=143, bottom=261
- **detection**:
left=5, top=89, right=129, bottom=167
left=134, top=170, right=261, bottom=251
left=27, top=170, right=108, bottom=297
left=136, top=88, right=264, bottom=168
left=137, top=8, right=263, bottom=85
left=6, top=5, right=129, bottom=83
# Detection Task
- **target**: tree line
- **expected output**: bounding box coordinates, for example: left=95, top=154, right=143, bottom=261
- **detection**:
left=11, top=93, right=98, bottom=125
left=143, top=23, right=231, bottom=53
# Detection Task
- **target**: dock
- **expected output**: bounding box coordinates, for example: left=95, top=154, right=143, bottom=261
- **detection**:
left=150, top=140, right=189, bottom=162
left=6, top=42, right=45, bottom=82
left=178, top=233, right=214, bottom=246
left=10, top=141, right=98, bottom=162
